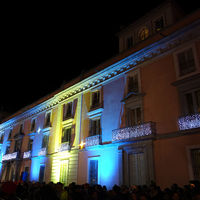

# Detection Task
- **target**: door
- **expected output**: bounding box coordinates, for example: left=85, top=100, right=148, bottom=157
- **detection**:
left=128, top=152, right=146, bottom=185
left=60, top=160, right=69, bottom=186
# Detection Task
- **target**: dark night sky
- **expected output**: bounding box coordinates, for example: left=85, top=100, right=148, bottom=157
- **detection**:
left=1, top=0, right=199, bottom=116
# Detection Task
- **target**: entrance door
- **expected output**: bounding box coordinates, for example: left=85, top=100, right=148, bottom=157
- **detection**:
left=89, top=160, right=98, bottom=185
left=39, top=165, right=45, bottom=183
left=60, top=160, right=69, bottom=186
left=129, top=152, right=146, bottom=185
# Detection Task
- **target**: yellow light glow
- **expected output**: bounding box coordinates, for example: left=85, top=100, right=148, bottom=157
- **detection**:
left=79, top=141, right=85, bottom=149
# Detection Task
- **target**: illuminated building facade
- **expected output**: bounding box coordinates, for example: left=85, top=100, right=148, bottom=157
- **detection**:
left=0, top=1, right=199, bottom=189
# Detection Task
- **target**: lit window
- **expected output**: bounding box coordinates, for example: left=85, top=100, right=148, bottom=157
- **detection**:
left=62, top=127, right=71, bottom=143
left=63, top=102, right=73, bottom=120
left=42, top=135, right=49, bottom=149
left=44, top=112, right=51, bottom=127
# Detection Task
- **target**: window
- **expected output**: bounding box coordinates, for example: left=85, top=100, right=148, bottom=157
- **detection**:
left=60, top=160, right=69, bottom=186
left=89, top=159, right=98, bottom=185
left=184, top=89, right=200, bottom=114
left=90, top=119, right=101, bottom=136
left=127, top=36, right=133, bottom=49
left=177, top=48, right=196, bottom=77
left=0, top=134, right=4, bottom=143
left=14, top=139, right=22, bottom=152
left=91, top=91, right=100, bottom=109
left=63, top=102, right=73, bottom=120
left=127, top=107, right=142, bottom=127
left=5, top=145, right=10, bottom=154
left=190, top=148, right=200, bottom=180
left=39, top=165, right=45, bottom=183
left=127, top=74, right=139, bottom=93
left=19, top=124, right=24, bottom=133
left=28, top=138, right=33, bottom=151
left=154, top=16, right=164, bottom=32
left=31, top=119, right=36, bottom=132
left=42, top=135, right=49, bottom=149
left=62, top=127, right=71, bottom=143
left=44, top=112, right=51, bottom=127
left=8, top=129, right=12, bottom=140
left=138, top=26, right=149, bottom=41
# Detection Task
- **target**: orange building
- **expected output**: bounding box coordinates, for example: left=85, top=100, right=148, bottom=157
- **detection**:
left=0, top=1, right=199, bottom=189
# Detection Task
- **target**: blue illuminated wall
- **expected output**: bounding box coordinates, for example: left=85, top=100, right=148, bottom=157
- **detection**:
left=102, top=77, right=125, bottom=143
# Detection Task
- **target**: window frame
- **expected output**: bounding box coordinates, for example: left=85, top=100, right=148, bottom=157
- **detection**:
left=173, top=44, right=199, bottom=80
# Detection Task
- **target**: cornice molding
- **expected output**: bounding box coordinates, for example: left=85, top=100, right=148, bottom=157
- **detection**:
left=0, top=20, right=199, bottom=131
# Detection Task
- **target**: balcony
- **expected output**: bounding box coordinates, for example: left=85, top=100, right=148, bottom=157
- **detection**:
left=38, top=147, right=47, bottom=156
left=112, top=122, right=156, bottom=142
left=85, top=135, right=102, bottom=147
left=23, top=151, right=31, bottom=159
left=178, top=113, right=200, bottom=131
left=2, top=152, right=19, bottom=161
left=59, top=142, right=70, bottom=152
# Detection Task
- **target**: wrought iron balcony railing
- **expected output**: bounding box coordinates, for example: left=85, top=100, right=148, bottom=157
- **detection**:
left=178, top=113, right=200, bottom=131
left=85, top=134, right=102, bottom=147
left=112, top=122, right=156, bottom=142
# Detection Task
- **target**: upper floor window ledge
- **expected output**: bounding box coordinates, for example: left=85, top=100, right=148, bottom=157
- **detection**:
left=178, top=113, right=200, bottom=131
left=87, top=108, right=104, bottom=119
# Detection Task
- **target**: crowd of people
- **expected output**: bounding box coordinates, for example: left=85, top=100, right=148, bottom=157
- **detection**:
left=0, top=180, right=200, bottom=200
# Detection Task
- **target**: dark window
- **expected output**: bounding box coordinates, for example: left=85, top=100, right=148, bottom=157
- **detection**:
left=177, top=48, right=195, bottom=76
left=62, top=127, right=71, bottom=143
left=0, top=135, right=4, bottom=143
left=8, top=129, right=12, bottom=140
left=5, top=145, right=10, bottom=154
left=128, top=75, right=139, bottom=93
left=28, top=138, right=33, bottom=151
left=154, top=16, right=164, bottom=32
left=185, top=89, right=200, bottom=114
left=127, top=36, right=133, bottom=49
left=91, top=91, right=100, bottom=109
left=14, top=140, right=22, bottom=152
left=90, top=119, right=101, bottom=136
left=31, top=119, right=36, bottom=132
left=45, top=113, right=51, bottom=127
left=89, top=160, right=98, bottom=185
left=19, top=124, right=23, bottom=133
left=63, top=103, right=73, bottom=120
left=127, top=107, right=142, bottom=126
left=190, top=148, right=200, bottom=180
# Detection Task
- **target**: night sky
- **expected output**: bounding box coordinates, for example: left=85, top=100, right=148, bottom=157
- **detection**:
left=1, top=0, right=199, bottom=116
